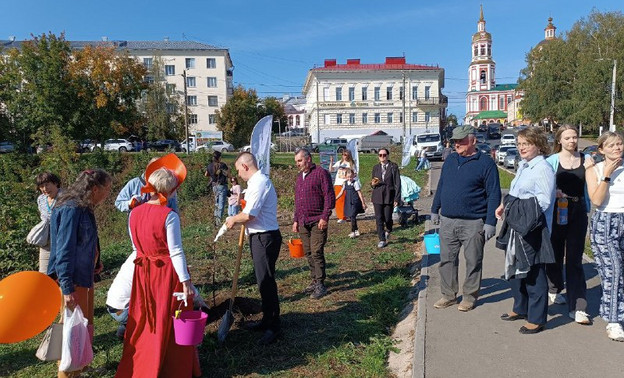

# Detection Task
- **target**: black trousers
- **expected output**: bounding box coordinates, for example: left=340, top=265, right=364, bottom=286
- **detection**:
left=373, top=203, right=393, bottom=241
left=249, top=230, right=282, bottom=331
left=510, top=263, right=548, bottom=325
left=546, top=200, right=588, bottom=312
left=350, top=216, right=358, bottom=232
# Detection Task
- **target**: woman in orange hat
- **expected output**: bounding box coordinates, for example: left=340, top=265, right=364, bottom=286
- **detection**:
left=116, top=155, right=200, bottom=377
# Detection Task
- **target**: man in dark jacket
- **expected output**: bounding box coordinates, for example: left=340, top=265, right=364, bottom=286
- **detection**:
left=371, top=148, right=402, bottom=248
left=431, top=125, right=501, bottom=312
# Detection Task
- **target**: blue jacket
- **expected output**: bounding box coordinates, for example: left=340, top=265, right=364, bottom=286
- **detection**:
left=114, top=176, right=179, bottom=213
left=432, top=151, right=501, bottom=226
left=545, top=154, right=591, bottom=212
left=47, top=202, right=99, bottom=295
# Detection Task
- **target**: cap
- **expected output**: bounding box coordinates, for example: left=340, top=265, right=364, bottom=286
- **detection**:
left=141, top=153, right=187, bottom=205
left=451, top=125, right=474, bottom=140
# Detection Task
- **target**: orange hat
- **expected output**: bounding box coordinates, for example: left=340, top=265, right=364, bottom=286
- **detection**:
left=141, top=153, right=187, bottom=205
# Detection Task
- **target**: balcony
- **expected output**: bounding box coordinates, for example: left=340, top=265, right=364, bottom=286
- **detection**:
left=415, top=97, right=448, bottom=107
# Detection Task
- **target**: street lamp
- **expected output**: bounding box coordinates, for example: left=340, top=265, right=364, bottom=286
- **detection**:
left=596, top=58, right=617, bottom=132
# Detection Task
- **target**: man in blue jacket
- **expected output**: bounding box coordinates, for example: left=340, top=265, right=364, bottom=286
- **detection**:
left=431, top=125, right=501, bottom=312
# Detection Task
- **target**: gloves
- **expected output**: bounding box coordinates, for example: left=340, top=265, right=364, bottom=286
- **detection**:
left=483, top=224, right=496, bottom=241
left=431, top=213, right=440, bottom=225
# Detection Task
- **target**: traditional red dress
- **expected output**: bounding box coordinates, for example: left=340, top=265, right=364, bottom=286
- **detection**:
left=116, top=204, right=200, bottom=377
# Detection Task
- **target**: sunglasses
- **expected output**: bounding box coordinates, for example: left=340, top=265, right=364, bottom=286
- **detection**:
left=379, top=153, right=388, bottom=157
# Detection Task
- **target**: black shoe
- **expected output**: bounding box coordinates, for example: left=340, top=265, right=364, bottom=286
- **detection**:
left=304, top=281, right=317, bottom=294
left=519, top=325, right=544, bottom=334
left=243, top=321, right=268, bottom=332
left=500, top=313, right=527, bottom=321
left=310, top=282, right=327, bottom=299
left=257, top=329, right=282, bottom=345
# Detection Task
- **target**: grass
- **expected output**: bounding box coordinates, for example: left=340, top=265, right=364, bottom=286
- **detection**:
left=0, top=150, right=426, bottom=377
left=498, top=167, right=515, bottom=189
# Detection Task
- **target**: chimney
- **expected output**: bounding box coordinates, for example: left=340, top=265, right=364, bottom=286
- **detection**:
left=385, top=57, right=406, bottom=65
left=324, top=59, right=337, bottom=68
left=101, top=36, right=108, bottom=42
left=346, top=59, right=360, bottom=65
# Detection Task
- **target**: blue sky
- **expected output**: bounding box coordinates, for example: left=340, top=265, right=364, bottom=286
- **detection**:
left=2, top=0, right=622, bottom=119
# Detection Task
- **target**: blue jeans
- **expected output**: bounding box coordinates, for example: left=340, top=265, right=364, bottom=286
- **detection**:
left=107, top=305, right=129, bottom=325
left=213, top=184, right=228, bottom=220
left=228, top=204, right=241, bottom=216
left=416, top=157, right=427, bottom=171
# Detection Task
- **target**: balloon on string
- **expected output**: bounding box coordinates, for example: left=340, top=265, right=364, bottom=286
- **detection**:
left=0, top=271, right=61, bottom=343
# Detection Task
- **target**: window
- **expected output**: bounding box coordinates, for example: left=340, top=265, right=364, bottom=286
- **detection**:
left=425, top=86, right=431, bottom=99
left=349, top=113, right=355, bottom=124
left=144, top=75, right=154, bottom=84
left=166, top=83, right=176, bottom=95
left=324, top=114, right=330, bottom=125
left=362, top=87, right=368, bottom=100
left=499, top=96, right=505, bottom=110
left=507, top=95, right=512, bottom=104
left=412, top=111, right=418, bottom=123
left=143, top=58, right=153, bottom=69
left=207, top=77, right=217, bottom=88
left=349, top=87, right=355, bottom=101
left=165, top=65, right=175, bottom=76
left=412, top=86, right=418, bottom=100
left=473, top=45, right=478, bottom=56
left=362, top=113, right=368, bottom=124
left=206, top=58, right=216, bottom=68
left=186, top=96, right=197, bottom=106
left=336, top=114, right=343, bottom=124
left=387, top=112, right=393, bottom=123
left=296, top=115, right=300, bottom=126
left=399, top=112, right=403, bottom=123
left=288, top=116, right=293, bottom=126
left=208, top=96, right=218, bottom=107
left=323, top=87, right=329, bottom=101
left=185, top=58, right=195, bottom=69
left=374, top=113, right=381, bottom=123
left=480, top=70, right=486, bottom=84
left=209, top=114, right=216, bottom=124
left=386, top=86, right=393, bottom=100
left=189, top=114, right=198, bottom=124
left=480, top=97, right=487, bottom=111
left=480, top=45, right=485, bottom=56
left=186, top=76, right=196, bottom=87
left=399, top=86, right=404, bottom=100
left=336, top=88, right=342, bottom=101
left=374, top=87, right=380, bottom=101
left=166, top=103, right=175, bottom=114
left=425, top=112, right=431, bottom=122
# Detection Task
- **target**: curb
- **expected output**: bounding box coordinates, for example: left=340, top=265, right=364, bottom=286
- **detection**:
left=412, top=251, right=429, bottom=378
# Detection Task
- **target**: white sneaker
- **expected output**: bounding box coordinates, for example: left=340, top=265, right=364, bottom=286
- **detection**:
left=568, top=311, right=591, bottom=325
left=606, top=323, right=624, bottom=342
left=348, top=232, right=356, bottom=239
left=337, top=219, right=345, bottom=224
left=354, top=230, right=360, bottom=237
left=377, top=241, right=387, bottom=248
left=548, top=292, right=566, bottom=304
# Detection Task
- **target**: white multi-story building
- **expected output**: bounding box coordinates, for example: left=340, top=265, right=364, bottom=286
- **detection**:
left=1, top=38, right=234, bottom=133
left=302, top=57, right=447, bottom=143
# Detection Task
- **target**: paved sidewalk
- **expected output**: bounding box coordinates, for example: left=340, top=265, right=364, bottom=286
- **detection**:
left=414, top=148, right=622, bottom=378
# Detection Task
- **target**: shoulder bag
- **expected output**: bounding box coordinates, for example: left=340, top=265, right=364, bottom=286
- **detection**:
left=26, top=218, right=50, bottom=248
left=35, top=323, right=63, bottom=361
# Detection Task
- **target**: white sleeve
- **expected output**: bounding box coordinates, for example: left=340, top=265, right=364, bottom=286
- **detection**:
left=165, top=212, right=191, bottom=282
left=127, top=212, right=138, bottom=255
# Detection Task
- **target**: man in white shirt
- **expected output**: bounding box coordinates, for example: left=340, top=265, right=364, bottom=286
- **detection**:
left=226, top=152, right=283, bottom=345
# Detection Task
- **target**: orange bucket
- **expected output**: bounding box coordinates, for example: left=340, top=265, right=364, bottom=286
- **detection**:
left=240, top=199, right=246, bottom=210
left=288, top=239, right=304, bottom=258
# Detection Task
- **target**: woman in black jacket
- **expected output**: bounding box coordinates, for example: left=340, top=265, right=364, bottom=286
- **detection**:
left=371, top=148, right=401, bottom=248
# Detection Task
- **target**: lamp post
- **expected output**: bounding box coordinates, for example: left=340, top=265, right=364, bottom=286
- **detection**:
left=609, top=59, right=617, bottom=132
left=182, top=69, right=190, bottom=154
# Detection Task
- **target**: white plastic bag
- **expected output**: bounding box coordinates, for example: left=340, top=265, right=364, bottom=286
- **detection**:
left=59, top=305, right=93, bottom=372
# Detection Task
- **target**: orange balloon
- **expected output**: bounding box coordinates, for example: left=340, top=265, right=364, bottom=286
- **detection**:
left=0, top=271, right=61, bottom=343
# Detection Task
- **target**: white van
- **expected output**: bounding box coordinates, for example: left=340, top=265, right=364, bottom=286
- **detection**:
left=411, top=132, right=443, bottom=160
left=500, top=134, right=516, bottom=146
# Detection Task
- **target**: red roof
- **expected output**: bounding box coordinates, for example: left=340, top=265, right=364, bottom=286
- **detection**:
left=314, top=57, right=440, bottom=71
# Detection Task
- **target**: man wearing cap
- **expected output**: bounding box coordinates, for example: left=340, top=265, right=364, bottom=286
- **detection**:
left=225, top=152, right=282, bottom=345
left=205, top=150, right=230, bottom=225
left=431, top=125, right=501, bottom=312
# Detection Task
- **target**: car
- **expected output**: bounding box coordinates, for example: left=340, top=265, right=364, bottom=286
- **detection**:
left=280, top=129, right=305, bottom=137
left=487, top=124, right=502, bottom=139
left=477, top=124, right=488, bottom=132
left=476, top=143, right=491, bottom=156
left=323, top=138, right=349, bottom=153
left=475, top=132, right=487, bottom=143
left=497, top=145, right=516, bottom=165
left=0, top=141, right=15, bottom=153
left=239, top=143, right=276, bottom=153
left=103, top=138, right=134, bottom=152
left=514, top=151, right=522, bottom=171
left=79, top=139, right=97, bottom=152
left=503, top=148, right=519, bottom=169
left=581, top=144, right=604, bottom=163
left=207, top=140, right=234, bottom=153
left=491, top=144, right=499, bottom=159
left=304, top=142, right=319, bottom=153
left=147, top=139, right=181, bottom=152
left=500, top=133, right=516, bottom=146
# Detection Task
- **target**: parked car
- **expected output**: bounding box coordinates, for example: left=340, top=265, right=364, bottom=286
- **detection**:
left=304, top=142, right=319, bottom=153
left=280, top=129, right=305, bottom=137
left=514, top=152, right=522, bottom=171
left=500, top=133, right=516, bottom=146
left=239, top=143, right=276, bottom=153
left=0, top=141, right=15, bottom=153
left=497, top=145, right=516, bottom=165
left=202, top=140, right=234, bottom=153
left=147, top=139, right=182, bottom=152
left=104, top=139, right=134, bottom=152
left=581, top=144, right=604, bottom=163
left=503, top=148, right=519, bottom=169
left=476, top=143, right=491, bottom=156
left=79, top=139, right=98, bottom=152
left=491, top=144, right=499, bottom=160
left=477, top=124, right=488, bottom=132
left=487, top=124, right=502, bottom=139
left=323, top=138, right=349, bottom=153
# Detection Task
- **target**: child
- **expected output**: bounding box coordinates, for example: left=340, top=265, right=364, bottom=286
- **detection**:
left=228, top=177, right=241, bottom=216
left=336, top=168, right=366, bottom=238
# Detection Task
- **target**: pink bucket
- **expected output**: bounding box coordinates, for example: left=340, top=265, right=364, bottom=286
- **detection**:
left=172, top=310, right=208, bottom=346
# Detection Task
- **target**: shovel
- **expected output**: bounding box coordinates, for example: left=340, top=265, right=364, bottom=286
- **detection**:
left=217, top=224, right=245, bottom=343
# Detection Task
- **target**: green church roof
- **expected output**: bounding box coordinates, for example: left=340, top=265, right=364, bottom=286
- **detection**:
left=472, top=110, right=507, bottom=120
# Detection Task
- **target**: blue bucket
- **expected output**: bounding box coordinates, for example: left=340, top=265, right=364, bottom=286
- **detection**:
left=423, top=232, right=440, bottom=254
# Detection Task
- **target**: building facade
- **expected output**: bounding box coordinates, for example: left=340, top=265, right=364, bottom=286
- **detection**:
left=1, top=38, right=234, bottom=133
left=280, top=95, right=307, bottom=133
left=303, top=57, right=447, bottom=143
left=464, top=6, right=521, bottom=126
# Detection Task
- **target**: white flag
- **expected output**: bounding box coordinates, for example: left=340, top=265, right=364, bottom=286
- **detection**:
left=250, top=115, right=273, bottom=176
left=401, top=135, right=415, bottom=168
left=347, top=138, right=359, bottom=174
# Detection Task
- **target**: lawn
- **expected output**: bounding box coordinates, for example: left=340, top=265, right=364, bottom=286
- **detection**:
left=0, top=147, right=426, bottom=377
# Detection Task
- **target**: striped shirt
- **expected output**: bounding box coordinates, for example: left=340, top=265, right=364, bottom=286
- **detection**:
left=294, top=163, right=336, bottom=225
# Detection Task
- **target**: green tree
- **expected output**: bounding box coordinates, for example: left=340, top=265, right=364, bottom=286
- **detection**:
left=446, top=114, right=458, bottom=126
left=215, top=86, right=263, bottom=147
left=259, top=97, right=286, bottom=133
left=139, top=56, right=186, bottom=140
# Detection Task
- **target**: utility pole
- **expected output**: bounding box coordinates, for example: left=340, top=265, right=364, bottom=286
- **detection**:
left=609, top=59, right=617, bottom=132
left=182, top=69, right=189, bottom=154
left=402, top=71, right=406, bottom=143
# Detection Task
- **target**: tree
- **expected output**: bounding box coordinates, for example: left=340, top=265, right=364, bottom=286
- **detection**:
left=446, top=114, right=458, bottom=126
left=215, top=86, right=263, bottom=147
left=259, top=97, right=287, bottom=133
left=139, top=56, right=186, bottom=140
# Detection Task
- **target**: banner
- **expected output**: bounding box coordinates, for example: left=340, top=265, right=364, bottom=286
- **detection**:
left=250, top=115, right=273, bottom=176
left=346, top=138, right=359, bottom=175
left=401, top=135, right=415, bottom=168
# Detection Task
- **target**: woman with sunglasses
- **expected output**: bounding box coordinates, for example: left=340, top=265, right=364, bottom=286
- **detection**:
left=330, top=149, right=356, bottom=223
left=371, top=148, right=401, bottom=248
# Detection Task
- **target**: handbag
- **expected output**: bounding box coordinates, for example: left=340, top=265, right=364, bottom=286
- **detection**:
left=35, top=323, right=63, bottom=361
left=27, top=218, right=50, bottom=248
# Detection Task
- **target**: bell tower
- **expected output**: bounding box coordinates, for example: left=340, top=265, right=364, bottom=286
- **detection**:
left=468, top=5, right=496, bottom=92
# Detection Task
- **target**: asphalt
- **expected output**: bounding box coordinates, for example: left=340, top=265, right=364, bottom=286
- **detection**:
left=412, top=139, right=623, bottom=378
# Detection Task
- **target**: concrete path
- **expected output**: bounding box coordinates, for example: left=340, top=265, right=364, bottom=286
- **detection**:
left=413, top=144, right=623, bottom=378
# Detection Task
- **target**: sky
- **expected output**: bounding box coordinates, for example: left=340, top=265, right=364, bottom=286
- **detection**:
left=2, top=0, right=622, bottom=119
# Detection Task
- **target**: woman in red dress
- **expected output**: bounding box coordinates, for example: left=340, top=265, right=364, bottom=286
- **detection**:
left=116, top=155, right=200, bottom=377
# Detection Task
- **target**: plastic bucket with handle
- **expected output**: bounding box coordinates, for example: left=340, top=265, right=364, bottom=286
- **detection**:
left=423, top=232, right=440, bottom=255
left=172, top=310, right=208, bottom=346
left=288, top=239, right=305, bottom=258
